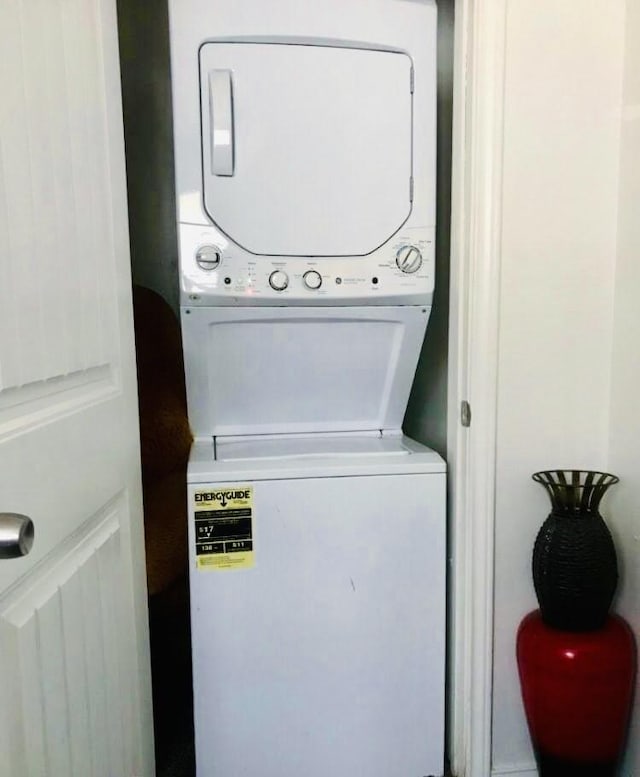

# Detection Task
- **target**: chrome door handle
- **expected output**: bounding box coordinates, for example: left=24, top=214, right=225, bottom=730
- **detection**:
left=0, top=513, right=34, bottom=559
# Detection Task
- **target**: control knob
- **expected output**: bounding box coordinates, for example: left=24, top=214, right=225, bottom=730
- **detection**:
left=396, top=245, right=423, bottom=274
left=195, top=244, right=222, bottom=271
left=303, top=270, right=322, bottom=290
left=269, top=270, right=289, bottom=291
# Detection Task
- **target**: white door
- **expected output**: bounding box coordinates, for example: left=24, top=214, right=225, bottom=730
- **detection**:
left=199, top=42, right=413, bottom=256
left=0, top=0, right=154, bottom=775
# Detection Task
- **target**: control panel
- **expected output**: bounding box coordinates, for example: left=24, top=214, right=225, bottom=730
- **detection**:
left=179, top=223, right=435, bottom=306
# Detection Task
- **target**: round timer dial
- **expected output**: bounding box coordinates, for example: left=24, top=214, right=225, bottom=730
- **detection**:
left=195, top=244, right=222, bottom=271
left=395, top=245, right=423, bottom=274
left=303, top=270, right=322, bottom=290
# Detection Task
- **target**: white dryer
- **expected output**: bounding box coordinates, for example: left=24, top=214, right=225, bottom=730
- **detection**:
left=168, top=1, right=445, bottom=775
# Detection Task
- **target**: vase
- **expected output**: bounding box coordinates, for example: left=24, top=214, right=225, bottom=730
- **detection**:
left=517, top=610, right=637, bottom=776
left=532, top=469, right=618, bottom=631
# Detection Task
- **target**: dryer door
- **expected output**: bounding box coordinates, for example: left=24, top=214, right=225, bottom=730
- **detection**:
left=199, top=42, right=413, bottom=257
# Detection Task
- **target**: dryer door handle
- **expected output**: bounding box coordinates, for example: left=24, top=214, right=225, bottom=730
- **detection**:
left=209, top=69, right=235, bottom=176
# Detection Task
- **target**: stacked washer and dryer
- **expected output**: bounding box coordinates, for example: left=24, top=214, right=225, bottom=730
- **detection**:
left=168, top=1, right=445, bottom=775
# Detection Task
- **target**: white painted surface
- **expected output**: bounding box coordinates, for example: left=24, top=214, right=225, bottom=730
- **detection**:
left=608, top=2, right=640, bottom=773
left=0, top=0, right=153, bottom=773
left=188, top=463, right=446, bottom=777
left=181, top=306, right=429, bottom=437
left=490, top=0, right=625, bottom=771
left=446, top=0, right=508, bottom=774
left=448, top=1, right=640, bottom=773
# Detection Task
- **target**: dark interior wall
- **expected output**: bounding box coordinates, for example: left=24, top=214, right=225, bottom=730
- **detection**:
left=404, top=0, right=454, bottom=459
left=117, top=0, right=179, bottom=313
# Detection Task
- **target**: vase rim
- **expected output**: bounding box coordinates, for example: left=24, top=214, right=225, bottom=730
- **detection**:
left=532, top=469, right=619, bottom=487
left=533, top=470, right=619, bottom=514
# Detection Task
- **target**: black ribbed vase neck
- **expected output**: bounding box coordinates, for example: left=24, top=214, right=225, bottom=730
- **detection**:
left=549, top=510, right=600, bottom=520
left=532, top=470, right=619, bottom=517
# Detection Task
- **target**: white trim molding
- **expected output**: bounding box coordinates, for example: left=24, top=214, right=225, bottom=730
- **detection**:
left=448, top=0, right=508, bottom=775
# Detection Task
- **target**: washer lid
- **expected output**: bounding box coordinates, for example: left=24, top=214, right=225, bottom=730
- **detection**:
left=215, top=434, right=412, bottom=461
left=199, top=42, right=413, bottom=257
left=187, top=435, right=446, bottom=483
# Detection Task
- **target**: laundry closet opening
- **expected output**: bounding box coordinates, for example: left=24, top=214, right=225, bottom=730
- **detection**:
left=116, top=1, right=454, bottom=774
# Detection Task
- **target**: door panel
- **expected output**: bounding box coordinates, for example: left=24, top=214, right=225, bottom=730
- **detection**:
left=200, top=42, right=413, bottom=256
left=0, top=505, right=134, bottom=777
left=0, top=0, right=153, bottom=774
left=0, top=0, right=114, bottom=387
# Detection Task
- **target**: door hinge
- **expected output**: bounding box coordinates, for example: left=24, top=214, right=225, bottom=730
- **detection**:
left=461, top=400, right=471, bottom=427
left=410, top=66, right=415, bottom=93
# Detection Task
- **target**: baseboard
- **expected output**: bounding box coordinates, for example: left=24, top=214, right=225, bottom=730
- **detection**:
left=491, top=764, right=537, bottom=777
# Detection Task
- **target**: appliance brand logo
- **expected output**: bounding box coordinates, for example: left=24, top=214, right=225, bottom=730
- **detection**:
left=195, top=490, right=251, bottom=507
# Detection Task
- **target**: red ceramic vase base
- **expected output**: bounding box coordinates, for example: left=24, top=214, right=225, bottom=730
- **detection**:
left=517, top=611, right=636, bottom=767
left=536, top=751, right=617, bottom=777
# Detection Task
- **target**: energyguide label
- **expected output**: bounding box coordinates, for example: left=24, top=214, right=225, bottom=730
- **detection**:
left=193, top=486, right=254, bottom=571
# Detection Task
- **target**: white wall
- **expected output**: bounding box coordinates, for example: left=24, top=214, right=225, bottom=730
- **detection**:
left=608, top=2, right=640, bottom=773
left=491, top=1, right=625, bottom=772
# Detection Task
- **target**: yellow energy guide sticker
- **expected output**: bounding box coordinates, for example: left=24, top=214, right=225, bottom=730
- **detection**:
left=193, top=486, right=254, bottom=570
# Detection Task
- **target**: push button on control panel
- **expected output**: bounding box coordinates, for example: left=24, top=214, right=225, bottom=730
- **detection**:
left=269, top=270, right=289, bottom=291
left=395, top=245, right=423, bottom=274
left=303, top=270, right=322, bottom=290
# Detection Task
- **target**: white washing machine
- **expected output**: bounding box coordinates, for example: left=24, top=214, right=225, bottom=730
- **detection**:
left=188, top=434, right=445, bottom=777
left=168, top=1, right=445, bottom=774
